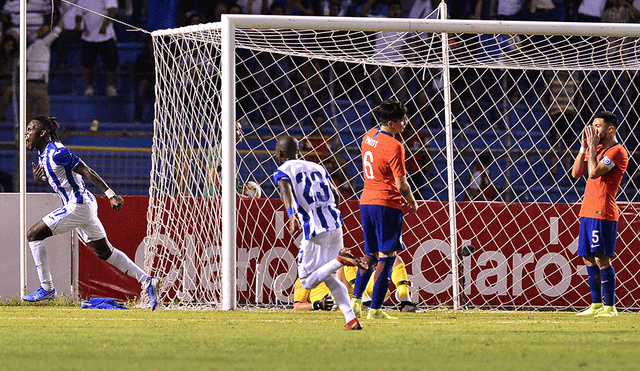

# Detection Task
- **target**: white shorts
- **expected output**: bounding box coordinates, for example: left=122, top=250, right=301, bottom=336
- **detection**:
left=297, top=228, right=344, bottom=281
left=43, top=200, right=107, bottom=243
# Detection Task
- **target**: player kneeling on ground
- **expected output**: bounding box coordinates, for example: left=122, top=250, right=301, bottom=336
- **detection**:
left=23, top=116, right=162, bottom=309
left=294, top=259, right=418, bottom=313
left=274, top=135, right=368, bottom=330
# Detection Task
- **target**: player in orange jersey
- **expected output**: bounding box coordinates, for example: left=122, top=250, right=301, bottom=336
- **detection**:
left=571, top=111, right=628, bottom=317
left=352, top=99, right=418, bottom=320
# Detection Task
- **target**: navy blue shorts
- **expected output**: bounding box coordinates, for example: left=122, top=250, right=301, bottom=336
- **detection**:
left=577, top=217, right=618, bottom=257
left=360, top=204, right=404, bottom=255
left=81, top=39, right=119, bottom=71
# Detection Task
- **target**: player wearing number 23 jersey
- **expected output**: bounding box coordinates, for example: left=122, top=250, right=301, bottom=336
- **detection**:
left=274, top=158, right=343, bottom=240
left=274, top=135, right=365, bottom=330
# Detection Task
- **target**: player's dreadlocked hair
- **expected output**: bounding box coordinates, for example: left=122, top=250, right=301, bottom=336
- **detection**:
left=33, top=116, right=61, bottom=142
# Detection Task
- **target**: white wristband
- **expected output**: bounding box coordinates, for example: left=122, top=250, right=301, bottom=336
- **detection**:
left=105, top=188, right=116, bottom=198
left=579, top=147, right=587, bottom=154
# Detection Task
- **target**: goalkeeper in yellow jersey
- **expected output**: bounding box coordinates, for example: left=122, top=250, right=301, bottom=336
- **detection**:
left=293, top=256, right=417, bottom=312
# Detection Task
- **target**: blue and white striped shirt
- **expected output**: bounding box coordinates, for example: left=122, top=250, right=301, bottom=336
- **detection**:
left=274, top=159, right=343, bottom=240
left=39, top=141, right=94, bottom=205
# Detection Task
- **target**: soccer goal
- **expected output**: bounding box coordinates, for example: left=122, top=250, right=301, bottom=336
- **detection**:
left=148, top=11, right=640, bottom=310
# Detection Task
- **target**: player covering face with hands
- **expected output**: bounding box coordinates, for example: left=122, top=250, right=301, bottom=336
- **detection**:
left=273, top=135, right=369, bottom=330
left=571, top=111, right=628, bottom=317
left=23, top=116, right=162, bottom=309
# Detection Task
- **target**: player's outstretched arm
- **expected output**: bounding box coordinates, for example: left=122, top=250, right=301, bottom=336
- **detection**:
left=293, top=295, right=334, bottom=311
left=74, top=160, right=123, bottom=210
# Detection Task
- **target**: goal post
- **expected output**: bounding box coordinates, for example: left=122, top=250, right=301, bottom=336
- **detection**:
left=149, top=15, right=640, bottom=310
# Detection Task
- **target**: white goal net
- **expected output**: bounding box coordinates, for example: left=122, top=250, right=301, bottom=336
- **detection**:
left=147, top=13, right=640, bottom=310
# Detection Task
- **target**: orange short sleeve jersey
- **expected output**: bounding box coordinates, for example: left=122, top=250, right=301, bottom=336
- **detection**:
left=579, top=143, right=628, bottom=221
left=360, top=128, right=406, bottom=209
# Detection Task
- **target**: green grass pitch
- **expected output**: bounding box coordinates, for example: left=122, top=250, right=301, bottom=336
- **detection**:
left=1, top=302, right=639, bottom=371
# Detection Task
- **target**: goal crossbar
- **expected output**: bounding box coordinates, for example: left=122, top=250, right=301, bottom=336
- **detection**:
left=149, top=15, right=640, bottom=311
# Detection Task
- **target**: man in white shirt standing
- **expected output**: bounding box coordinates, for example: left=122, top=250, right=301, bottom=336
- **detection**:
left=75, top=0, right=120, bottom=97
left=1, top=0, right=51, bottom=45
left=25, top=8, right=67, bottom=120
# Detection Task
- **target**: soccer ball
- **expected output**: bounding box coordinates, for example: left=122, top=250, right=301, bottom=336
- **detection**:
left=243, top=181, right=262, bottom=198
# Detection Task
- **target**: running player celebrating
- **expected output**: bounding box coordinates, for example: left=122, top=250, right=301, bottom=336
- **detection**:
left=23, top=116, right=162, bottom=309
left=571, top=111, right=628, bottom=317
left=274, top=135, right=368, bottom=330
left=352, top=99, right=417, bottom=320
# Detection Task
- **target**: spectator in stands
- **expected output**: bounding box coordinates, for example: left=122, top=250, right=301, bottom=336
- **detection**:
left=147, top=0, right=179, bottom=31
left=528, top=0, right=565, bottom=22
left=401, top=119, right=431, bottom=200
left=464, top=151, right=495, bottom=201
left=179, top=0, right=231, bottom=21
left=353, top=0, right=389, bottom=16
left=213, top=1, right=230, bottom=21
left=597, top=0, right=638, bottom=113
left=369, top=0, right=409, bottom=106
left=407, top=0, right=439, bottom=19
left=489, top=0, right=526, bottom=20
left=0, top=34, right=17, bottom=122
left=0, top=168, right=12, bottom=192
left=327, top=0, right=342, bottom=15
left=301, top=114, right=340, bottom=165
left=1, top=0, right=52, bottom=45
left=75, top=0, right=120, bottom=97
left=253, top=2, right=291, bottom=123
left=324, top=158, right=355, bottom=200
left=228, top=2, right=244, bottom=13
left=577, top=0, right=607, bottom=21
left=132, top=36, right=155, bottom=123
left=52, top=0, right=82, bottom=70
left=26, top=8, right=67, bottom=120
left=185, top=11, right=207, bottom=26
left=237, top=0, right=273, bottom=14
left=286, top=0, right=323, bottom=15
left=544, top=69, right=583, bottom=177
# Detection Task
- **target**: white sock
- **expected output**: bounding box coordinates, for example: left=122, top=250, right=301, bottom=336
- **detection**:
left=325, top=274, right=356, bottom=323
left=300, top=259, right=343, bottom=289
left=29, top=240, right=54, bottom=291
left=106, top=248, right=150, bottom=284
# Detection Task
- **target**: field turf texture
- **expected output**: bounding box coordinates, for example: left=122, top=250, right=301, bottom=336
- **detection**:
left=1, top=301, right=639, bottom=370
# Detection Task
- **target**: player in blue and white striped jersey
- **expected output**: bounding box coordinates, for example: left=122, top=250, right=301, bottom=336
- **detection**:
left=23, top=116, right=162, bottom=309
left=274, top=135, right=368, bottom=330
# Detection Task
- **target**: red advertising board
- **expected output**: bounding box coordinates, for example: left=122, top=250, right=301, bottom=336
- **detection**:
left=84, top=196, right=640, bottom=309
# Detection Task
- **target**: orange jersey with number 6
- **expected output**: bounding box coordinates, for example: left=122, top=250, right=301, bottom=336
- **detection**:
left=360, top=128, right=406, bottom=209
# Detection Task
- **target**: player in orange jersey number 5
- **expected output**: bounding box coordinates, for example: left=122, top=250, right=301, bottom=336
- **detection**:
left=571, top=111, right=628, bottom=317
